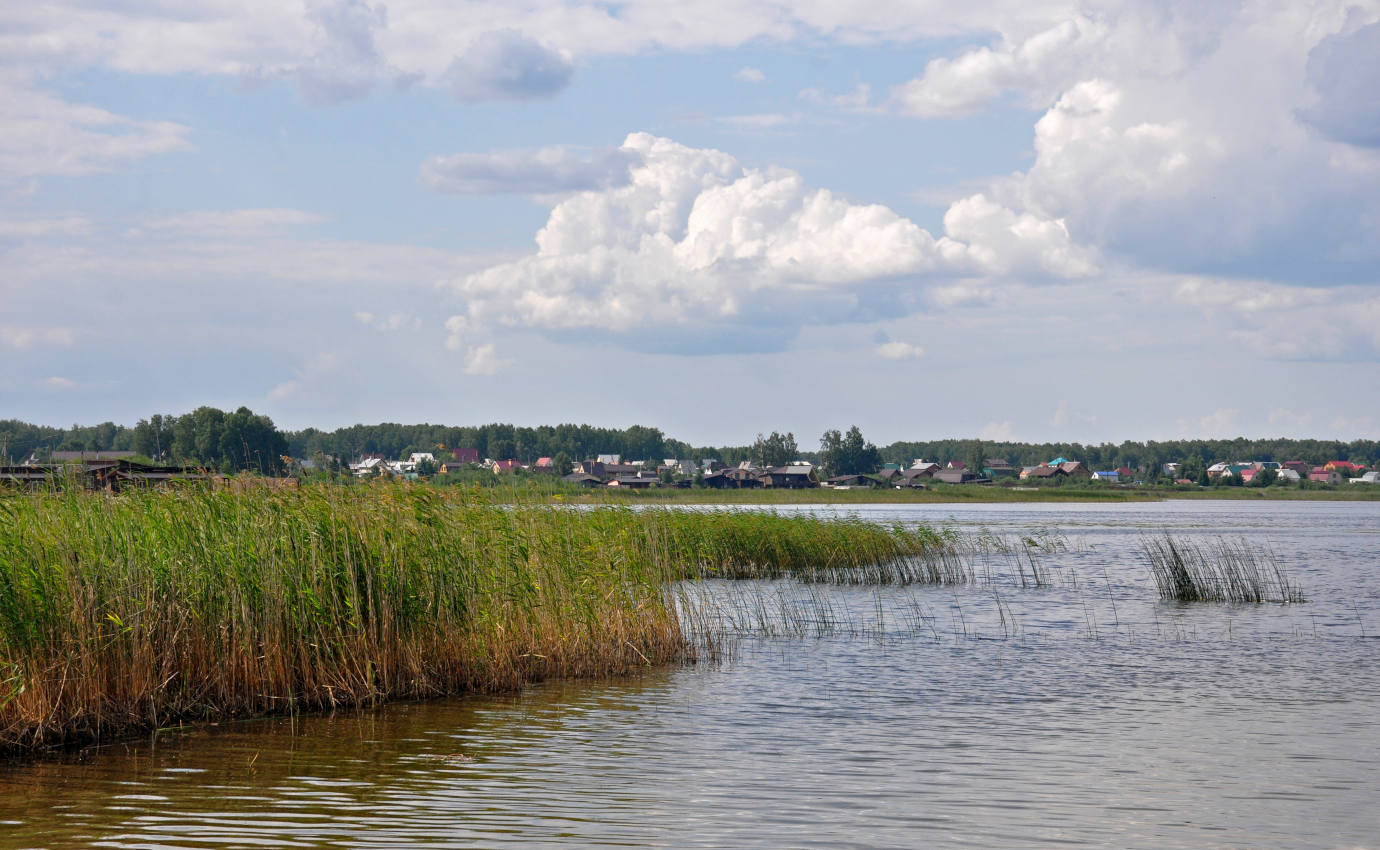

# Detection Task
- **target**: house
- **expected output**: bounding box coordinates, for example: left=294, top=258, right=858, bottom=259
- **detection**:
left=1325, top=460, right=1364, bottom=474
left=350, top=456, right=386, bottom=477
left=1238, top=468, right=1258, bottom=483
left=1174, top=477, right=1197, bottom=485
left=1163, top=462, right=1181, bottom=476
left=1350, top=471, right=1380, bottom=484
left=933, top=469, right=989, bottom=485
left=562, top=472, right=603, bottom=487
left=826, top=474, right=876, bottom=488
left=1281, top=460, right=1311, bottom=477
left=1115, top=467, right=1136, bottom=479
left=451, top=448, right=480, bottom=464
left=898, top=466, right=937, bottom=487
left=946, top=460, right=966, bottom=470
left=3, top=460, right=222, bottom=491
left=1092, top=470, right=1120, bottom=482
left=758, top=465, right=819, bottom=488
left=596, top=454, right=622, bottom=465
left=1309, top=467, right=1342, bottom=485
left=491, top=459, right=520, bottom=473
left=701, top=459, right=726, bottom=472
left=984, top=459, right=1015, bottom=478
left=439, top=461, right=470, bottom=475
left=874, top=468, right=901, bottom=484
left=408, top=452, right=435, bottom=465
left=533, top=457, right=556, bottom=473
left=701, top=470, right=732, bottom=489
left=1023, top=464, right=1064, bottom=480
left=723, top=467, right=764, bottom=487
left=607, top=475, right=654, bottom=488
left=1058, top=461, right=1091, bottom=478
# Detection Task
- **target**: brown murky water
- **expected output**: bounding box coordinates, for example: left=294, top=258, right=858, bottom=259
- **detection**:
left=3, top=501, right=1377, bottom=848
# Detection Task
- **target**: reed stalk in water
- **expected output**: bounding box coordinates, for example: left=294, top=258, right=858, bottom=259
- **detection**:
left=1141, top=534, right=1305, bottom=603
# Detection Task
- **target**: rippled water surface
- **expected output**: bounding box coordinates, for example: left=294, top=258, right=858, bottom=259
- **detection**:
left=3, top=500, right=1378, bottom=849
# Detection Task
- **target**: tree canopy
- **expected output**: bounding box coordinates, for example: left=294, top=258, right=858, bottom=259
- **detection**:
left=752, top=431, right=799, bottom=468
left=819, top=426, right=882, bottom=476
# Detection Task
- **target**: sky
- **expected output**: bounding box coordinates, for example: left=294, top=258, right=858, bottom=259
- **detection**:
left=2, top=0, right=1379, bottom=448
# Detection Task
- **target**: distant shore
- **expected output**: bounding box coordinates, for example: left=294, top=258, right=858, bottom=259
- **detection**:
left=575, top=485, right=1380, bottom=504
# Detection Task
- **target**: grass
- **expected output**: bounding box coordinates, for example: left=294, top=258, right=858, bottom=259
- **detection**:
left=0, top=483, right=956, bottom=755
left=1141, top=534, right=1306, bottom=603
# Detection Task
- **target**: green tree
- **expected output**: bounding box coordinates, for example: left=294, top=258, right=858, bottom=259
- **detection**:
left=133, top=414, right=175, bottom=460
left=219, top=407, right=288, bottom=474
left=753, top=431, right=798, bottom=468
left=552, top=451, right=571, bottom=476
left=819, top=426, right=882, bottom=476
left=966, top=441, right=985, bottom=476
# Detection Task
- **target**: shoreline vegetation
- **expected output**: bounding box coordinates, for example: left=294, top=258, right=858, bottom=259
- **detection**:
left=0, top=484, right=943, bottom=756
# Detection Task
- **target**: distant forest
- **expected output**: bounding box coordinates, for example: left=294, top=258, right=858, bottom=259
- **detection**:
left=3, top=408, right=1379, bottom=475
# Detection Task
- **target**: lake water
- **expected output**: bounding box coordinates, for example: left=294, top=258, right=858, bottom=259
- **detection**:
left=3, top=500, right=1377, bottom=848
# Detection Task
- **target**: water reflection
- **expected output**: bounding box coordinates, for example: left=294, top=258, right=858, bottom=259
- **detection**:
left=2, top=501, right=1377, bottom=849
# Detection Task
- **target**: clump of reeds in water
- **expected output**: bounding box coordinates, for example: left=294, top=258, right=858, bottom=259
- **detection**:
left=0, top=487, right=953, bottom=754
left=632, top=510, right=961, bottom=585
left=1141, top=534, right=1305, bottom=603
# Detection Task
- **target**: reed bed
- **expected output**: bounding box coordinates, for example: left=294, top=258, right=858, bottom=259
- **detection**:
left=1141, top=534, right=1305, bottom=603
left=0, top=485, right=952, bottom=754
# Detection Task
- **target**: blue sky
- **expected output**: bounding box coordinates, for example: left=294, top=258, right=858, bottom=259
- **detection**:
left=2, top=1, right=1379, bottom=447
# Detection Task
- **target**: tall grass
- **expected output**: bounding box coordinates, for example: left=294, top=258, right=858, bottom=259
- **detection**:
left=0, top=485, right=951, bottom=754
left=1141, top=534, right=1305, bottom=603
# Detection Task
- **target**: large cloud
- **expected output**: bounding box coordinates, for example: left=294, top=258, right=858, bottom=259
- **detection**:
left=890, top=1, right=1380, bottom=285
left=1299, top=19, right=1380, bottom=147
left=444, top=132, right=1091, bottom=350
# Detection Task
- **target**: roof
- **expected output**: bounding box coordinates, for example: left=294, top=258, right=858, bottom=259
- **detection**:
left=764, top=465, right=814, bottom=475
left=51, top=450, right=135, bottom=461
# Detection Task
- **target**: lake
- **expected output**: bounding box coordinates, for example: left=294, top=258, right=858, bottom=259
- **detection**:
left=3, top=500, right=1377, bottom=848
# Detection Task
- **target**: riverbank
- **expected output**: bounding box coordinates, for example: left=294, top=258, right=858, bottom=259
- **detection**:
left=0, top=484, right=939, bottom=755
left=563, top=483, right=1380, bottom=505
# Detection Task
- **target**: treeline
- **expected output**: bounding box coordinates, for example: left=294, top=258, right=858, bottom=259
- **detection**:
left=0, top=408, right=287, bottom=474
left=289, top=422, right=694, bottom=467
left=4, top=413, right=1378, bottom=475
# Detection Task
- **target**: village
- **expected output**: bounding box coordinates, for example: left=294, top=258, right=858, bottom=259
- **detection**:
left=3, top=449, right=1375, bottom=492
left=345, top=451, right=1380, bottom=489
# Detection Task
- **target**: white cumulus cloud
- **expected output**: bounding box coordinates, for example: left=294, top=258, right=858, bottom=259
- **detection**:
left=876, top=341, right=925, bottom=360
left=443, top=132, right=1096, bottom=351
